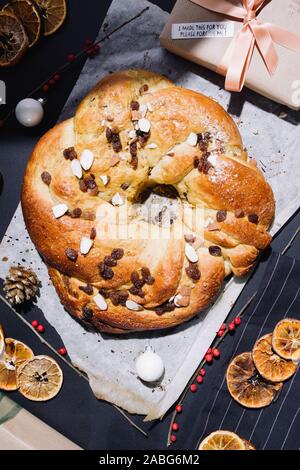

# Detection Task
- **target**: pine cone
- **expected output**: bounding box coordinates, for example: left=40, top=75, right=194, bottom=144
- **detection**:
left=3, top=266, right=40, bottom=305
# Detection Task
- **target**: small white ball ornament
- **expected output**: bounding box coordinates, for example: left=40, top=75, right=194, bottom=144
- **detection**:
left=135, top=346, right=164, bottom=382
left=15, top=98, right=44, bottom=127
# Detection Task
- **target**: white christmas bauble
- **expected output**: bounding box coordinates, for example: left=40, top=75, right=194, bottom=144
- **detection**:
left=135, top=346, right=164, bottom=382
left=15, top=98, right=44, bottom=127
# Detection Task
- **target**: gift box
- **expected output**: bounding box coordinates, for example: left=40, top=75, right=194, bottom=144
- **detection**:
left=160, top=0, right=300, bottom=109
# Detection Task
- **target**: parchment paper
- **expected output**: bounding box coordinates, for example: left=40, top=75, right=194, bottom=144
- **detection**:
left=0, top=0, right=299, bottom=420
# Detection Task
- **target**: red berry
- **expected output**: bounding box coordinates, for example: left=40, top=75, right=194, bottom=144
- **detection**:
left=205, top=353, right=213, bottom=363
left=58, top=347, right=67, bottom=356
left=85, top=38, right=93, bottom=46
left=206, top=348, right=212, bottom=354
left=196, top=375, right=203, bottom=384
left=87, top=47, right=96, bottom=58
left=199, top=368, right=206, bottom=376
left=49, top=79, right=55, bottom=87
left=170, top=434, right=177, bottom=443
left=221, top=323, right=226, bottom=330
left=234, top=317, right=241, bottom=326
left=42, top=84, right=49, bottom=92
left=217, top=330, right=224, bottom=337
left=53, top=74, right=60, bottom=81
left=67, top=53, right=75, bottom=62
left=37, top=324, right=45, bottom=333
left=229, top=322, right=235, bottom=331
left=172, top=423, right=179, bottom=432
left=212, top=348, right=220, bottom=358
left=93, top=44, right=100, bottom=54
left=31, top=320, right=39, bottom=328
left=175, top=404, right=182, bottom=413
left=190, top=384, right=198, bottom=392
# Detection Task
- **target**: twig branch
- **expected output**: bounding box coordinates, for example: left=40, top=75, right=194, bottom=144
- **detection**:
left=0, top=293, right=147, bottom=438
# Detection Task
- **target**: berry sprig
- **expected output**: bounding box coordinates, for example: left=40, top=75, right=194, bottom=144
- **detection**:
left=167, top=293, right=256, bottom=446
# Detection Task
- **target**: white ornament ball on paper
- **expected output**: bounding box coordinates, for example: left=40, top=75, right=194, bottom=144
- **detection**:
left=135, top=346, right=164, bottom=382
left=15, top=98, right=44, bottom=127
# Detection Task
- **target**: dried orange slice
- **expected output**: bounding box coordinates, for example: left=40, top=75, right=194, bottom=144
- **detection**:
left=35, top=0, right=66, bottom=36
left=17, top=355, right=63, bottom=401
left=0, top=11, right=28, bottom=66
left=253, top=333, right=297, bottom=382
left=272, top=318, right=300, bottom=362
left=3, top=0, right=41, bottom=47
left=0, top=338, right=34, bottom=391
left=198, top=431, right=246, bottom=450
left=242, top=439, right=256, bottom=450
left=226, top=352, right=283, bottom=408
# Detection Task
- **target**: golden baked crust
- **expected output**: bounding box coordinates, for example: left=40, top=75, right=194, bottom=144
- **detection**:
left=21, top=69, right=275, bottom=333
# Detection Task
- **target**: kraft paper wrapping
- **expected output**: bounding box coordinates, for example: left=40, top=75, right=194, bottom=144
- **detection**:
left=160, top=0, right=300, bottom=109
left=0, top=393, right=81, bottom=449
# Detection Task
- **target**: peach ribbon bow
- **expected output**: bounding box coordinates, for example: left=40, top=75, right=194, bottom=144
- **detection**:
left=190, top=0, right=300, bottom=91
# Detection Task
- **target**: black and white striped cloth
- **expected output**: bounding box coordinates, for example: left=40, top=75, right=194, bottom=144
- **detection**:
left=179, top=252, right=300, bottom=450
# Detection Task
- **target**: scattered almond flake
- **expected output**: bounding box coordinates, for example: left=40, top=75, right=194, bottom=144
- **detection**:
left=186, top=132, right=198, bottom=146
left=101, top=119, right=107, bottom=126
left=278, top=111, right=287, bottom=119
left=111, top=193, right=124, bottom=206
left=125, top=299, right=143, bottom=311
left=185, top=243, right=199, bottom=263
left=110, top=154, right=120, bottom=167
left=138, top=117, right=151, bottom=133
left=93, top=293, right=108, bottom=311
left=204, top=217, right=214, bottom=228
left=207, top=154, right=218, bottom=166
left=147, top=102, right=153, bottom=112
left=174, top=294, right=183, bottom=307
left=146, top=143, right=157, bottom=149
left=70, top=159, right=83, bottom=179
left=52, top=204, right=68, bottom=219
left=169, top=295, right=175, bottom=302
left=80, top=149, right=94, bottom=171
left=80, top=237, right=94, bottom=255
left=99, top=175, right=109, bottom=186
left=184, top=234, right=195, bottom=244
left=174, top=294, right=190, bottom=307
left=139, top=104, right=148, bottom=117
left=131, top=110, right=142, bottom=121
left=207, top=222, right=220, bottom=232
left=128, top=129, right=136, bottom=139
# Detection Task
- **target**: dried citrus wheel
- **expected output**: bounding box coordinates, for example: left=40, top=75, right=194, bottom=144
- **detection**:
left=226, top=352, right=283, bottom=408
left=3, top=0, right=41, bottom=47
left=17, top=355, right=63, bottom=401
left=0, top=11, right=28, bottom=66
left=198, top=431, right=246, bottom=450
left=242, top=439, right=256, bottom=450
left=35, top=0, right=66, bottom=36
left=253, top=333, right=297, bottom=382
left=272, top=318, right=300, bottom=362
left=0, top=338, right=34, bottom=391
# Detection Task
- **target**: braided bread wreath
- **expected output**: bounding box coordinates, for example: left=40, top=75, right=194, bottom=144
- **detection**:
left=21, top=69, right=275, bottom=334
